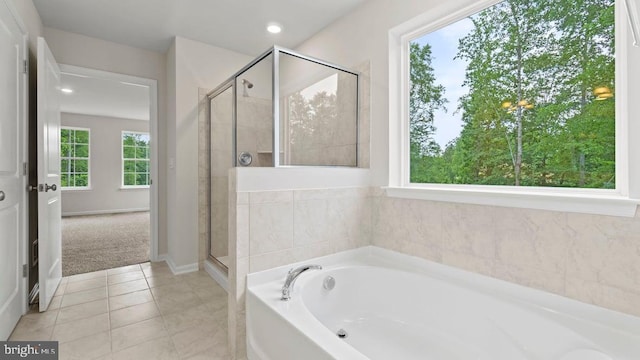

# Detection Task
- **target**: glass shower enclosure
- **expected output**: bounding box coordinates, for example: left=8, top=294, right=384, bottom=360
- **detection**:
left=206, top=46, right=359, bottom=271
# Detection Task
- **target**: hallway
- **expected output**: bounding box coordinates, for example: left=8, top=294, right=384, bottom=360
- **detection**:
left=9, top=262, right=229, bottom=359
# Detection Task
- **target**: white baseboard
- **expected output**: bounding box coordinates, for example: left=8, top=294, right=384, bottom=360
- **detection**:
left=154, top=254, right=168, bottom=263
left=166, top=256, right=198, bottom=275
left=204, top=260, right=229, bottom=293
left=62, top=208, right=150, bottom=217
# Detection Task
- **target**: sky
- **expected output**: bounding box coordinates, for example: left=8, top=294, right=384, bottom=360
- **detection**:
left=413, top=17, right=474, bottom=149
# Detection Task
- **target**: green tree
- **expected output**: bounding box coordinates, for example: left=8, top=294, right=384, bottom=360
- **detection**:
left=437, top=0, right=615, bottom=188
left=409, top=42, right=447, bottom=182
left=455, top=0, right=557, bottom=186
left=543, top=0, right=615, bottom=187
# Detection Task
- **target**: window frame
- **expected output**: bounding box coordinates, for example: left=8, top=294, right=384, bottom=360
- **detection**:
left=121, top=130, right=151, bottom=189
left=388, top=0, right=640, bottom=217
left=60, top=126, right=91, bottom=191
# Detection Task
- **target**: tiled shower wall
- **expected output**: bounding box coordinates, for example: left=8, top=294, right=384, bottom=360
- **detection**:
left=373, top=196, right=640, bottom=317
left=236, top=96, right=273, bottom=167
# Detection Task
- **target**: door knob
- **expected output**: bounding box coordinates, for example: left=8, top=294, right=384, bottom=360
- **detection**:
left=45, top=183, right=57, bottom=192
left=0, top=191, right=4, bottom=201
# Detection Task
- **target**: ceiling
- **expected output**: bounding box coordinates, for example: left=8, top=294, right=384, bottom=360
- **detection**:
left=60, top=72, right=150, bottom=121
left=32, top=0, right=367, bottom=55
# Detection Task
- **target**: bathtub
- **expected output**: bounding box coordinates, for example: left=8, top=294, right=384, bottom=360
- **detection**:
left=246, top=247, right=640, bottom=360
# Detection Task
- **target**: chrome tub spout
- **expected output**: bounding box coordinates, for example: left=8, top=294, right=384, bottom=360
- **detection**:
left=281, top=264, right=322, bottom=301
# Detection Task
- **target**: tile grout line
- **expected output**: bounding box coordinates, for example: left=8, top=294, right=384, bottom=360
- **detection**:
left=106, top=266, right=116, bottom=357
left=50, top=279, right=65, bottom=340
left=119, top=263, right=182, bottom=357
left=149, top=268, right=183, bottom=358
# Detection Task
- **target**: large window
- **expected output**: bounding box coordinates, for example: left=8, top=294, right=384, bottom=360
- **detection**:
left=408, top=0, right=615, bottom=189
left=122, top=132, right=150, bottom=187
left=389, top=0, right=640, bottom=216
left=60, top=127, right=90, bottom=189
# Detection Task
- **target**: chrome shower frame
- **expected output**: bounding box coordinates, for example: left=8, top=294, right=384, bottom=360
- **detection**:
left=206, top=45, right=360, bottom=168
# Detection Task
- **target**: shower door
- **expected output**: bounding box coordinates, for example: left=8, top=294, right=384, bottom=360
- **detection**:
left=235, top=53, right=274, bottom=167
left=209, top=84, right=234, bottom=269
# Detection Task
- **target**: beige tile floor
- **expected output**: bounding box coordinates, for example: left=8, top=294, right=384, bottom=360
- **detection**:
left=9, top=262, right=230, bottom=360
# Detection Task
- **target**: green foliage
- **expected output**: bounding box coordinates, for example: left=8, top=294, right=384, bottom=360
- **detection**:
left=135, top=160, right=149, bottom=173
left=123, top=134, right=136, bottom=146
left=410, top=0, right=615, bottom=188
left=74, top=130, right=89, bottom=144
left=408, top=42, right=448, bottom=182
left=74, top=144, right=89, bottom=158
left=124, top=160, right=136, bottom=172
left=123, top=146, right=135, bottom=158
left=74, top=174, right=88, bottom=187
left=122, top=133, right=150, bottom=186
left=123, top=173, right=135, bottom=186
left=60, top=129, right=90, bottom=187
left=409, top=43, right=447, bottom=157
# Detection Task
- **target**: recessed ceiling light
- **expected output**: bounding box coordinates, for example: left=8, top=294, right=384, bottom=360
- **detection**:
left=61, top=88, right=73, bottom=93
left=267, top=24, right=282, bottom=34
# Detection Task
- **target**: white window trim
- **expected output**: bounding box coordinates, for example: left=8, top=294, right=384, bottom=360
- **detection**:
left=121, top=130, right=151, bottom=189
left=388, top=0, right=640, bottom=217
left=60, top=126, right=91, bottom=190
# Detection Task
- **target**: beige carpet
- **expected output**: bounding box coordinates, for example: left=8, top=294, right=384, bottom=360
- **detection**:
left=62, top=212, right=150, bottom=276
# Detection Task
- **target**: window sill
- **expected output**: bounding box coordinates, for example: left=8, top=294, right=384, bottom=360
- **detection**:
left=119, top=186, right=150, bottom=190
left=383, top=185, right=639, bottom=217
left=61, top=187, right=92, bottom=192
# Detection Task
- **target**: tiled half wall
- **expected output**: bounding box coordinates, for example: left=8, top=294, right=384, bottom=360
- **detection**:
left=227, top=184, right=374, bottom=358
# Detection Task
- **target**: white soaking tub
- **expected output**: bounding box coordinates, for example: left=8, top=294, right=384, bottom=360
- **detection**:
left=246, top=247, right=640, bottom=360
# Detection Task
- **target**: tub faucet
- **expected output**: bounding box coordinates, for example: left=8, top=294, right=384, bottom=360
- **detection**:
left=281, top=264, right=322, bottom=301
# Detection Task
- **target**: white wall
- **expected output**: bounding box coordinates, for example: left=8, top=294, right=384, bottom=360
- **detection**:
left=43, top=27, right=169, bottom=254
left=8, top=0, right=42, bottom=52
left=166, top=36, right=251, bottom=271
left=60, top=113, right=149, bottom=216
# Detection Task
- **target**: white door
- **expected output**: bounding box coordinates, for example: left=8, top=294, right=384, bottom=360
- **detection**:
left=37, top=37, right=62, bottom=312
left=0, top=0, right=27, bottom=340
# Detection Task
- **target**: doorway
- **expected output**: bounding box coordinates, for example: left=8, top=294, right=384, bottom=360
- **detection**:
left=28, top=65, right=159, bottom=284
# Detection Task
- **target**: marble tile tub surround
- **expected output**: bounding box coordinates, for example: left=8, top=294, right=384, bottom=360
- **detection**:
left=373, top=196, right=640, bottom=318
left=227, top=185, right=374, bottom=359
left=225, top=185, right=640, bottom=358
